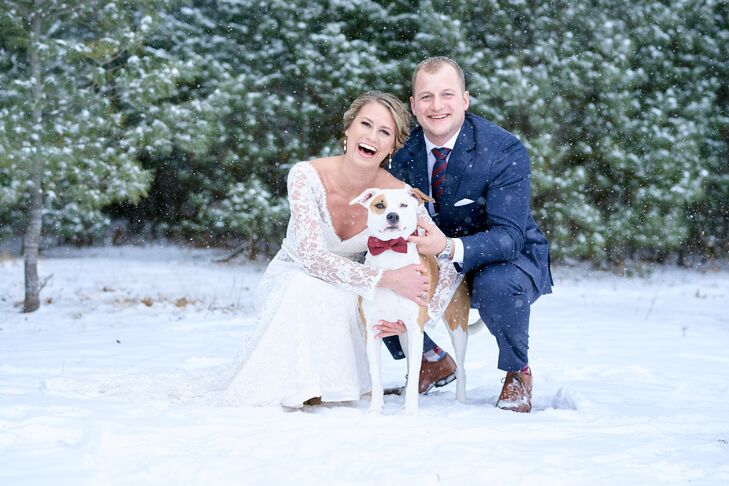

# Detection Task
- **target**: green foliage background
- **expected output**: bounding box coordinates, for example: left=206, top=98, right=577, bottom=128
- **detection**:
left=1, top=0, right=727, bottom=262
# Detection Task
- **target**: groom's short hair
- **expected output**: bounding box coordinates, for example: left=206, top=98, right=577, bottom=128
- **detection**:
left=411, top=57, right=466, bottom=93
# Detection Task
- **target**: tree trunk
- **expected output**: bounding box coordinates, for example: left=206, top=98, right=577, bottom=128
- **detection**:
left=23, top=12, right=44, bottom=313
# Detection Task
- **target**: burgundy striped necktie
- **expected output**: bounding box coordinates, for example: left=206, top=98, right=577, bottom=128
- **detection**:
left=431, top=147, right=451, bottom=213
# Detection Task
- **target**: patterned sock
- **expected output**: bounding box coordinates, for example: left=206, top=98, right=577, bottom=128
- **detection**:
left=520, top=364, right=531, bottom=375
left=423, top=345, right=446, bottom=362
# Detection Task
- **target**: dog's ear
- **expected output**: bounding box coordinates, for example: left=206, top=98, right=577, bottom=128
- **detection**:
left=350, top=188, right=380, bottom=207
left=410, top=187, right=435, bottom=205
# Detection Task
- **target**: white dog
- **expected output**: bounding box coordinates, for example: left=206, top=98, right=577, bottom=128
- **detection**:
left=351, top=186, right=475, bottom=414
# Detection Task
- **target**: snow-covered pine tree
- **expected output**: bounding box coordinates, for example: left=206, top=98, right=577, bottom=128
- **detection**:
left=115, top=0, right=405, bottom=254
left=3, top=0, right=725, bottom=264
left=0, top=1, right=161, bottom=311
left=440, top=0, right=607, bottom=260
left=590, top=0, right=721, bottom=262
left=456, top=0, right=728, bottom=262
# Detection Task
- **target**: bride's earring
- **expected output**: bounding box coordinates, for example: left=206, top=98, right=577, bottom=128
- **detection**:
left=343, top=138, right=348, bottom=153
left=388, top=153, right=392, bottom=169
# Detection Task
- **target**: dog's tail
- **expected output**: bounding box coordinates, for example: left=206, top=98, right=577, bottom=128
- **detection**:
left=467, top=318, right=486, bottom=336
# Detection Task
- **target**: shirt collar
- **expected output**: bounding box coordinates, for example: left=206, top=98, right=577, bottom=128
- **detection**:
left=424, top=130, right=461, bottom=156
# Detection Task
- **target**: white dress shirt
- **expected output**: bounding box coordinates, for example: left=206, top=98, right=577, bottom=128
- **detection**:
left=423, top=132, right=465, bottom=264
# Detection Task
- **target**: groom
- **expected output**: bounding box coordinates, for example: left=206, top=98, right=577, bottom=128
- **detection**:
left=379, top=57, right=552, bottom=412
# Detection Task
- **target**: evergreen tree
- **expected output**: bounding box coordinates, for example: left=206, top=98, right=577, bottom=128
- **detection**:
left=458, top=0, right=728, bottom=262
left=110, top=0, right=406, bottom=254
left=1, top=0, right=726, bottom=265
left=0, top=1, right=164, bottom=311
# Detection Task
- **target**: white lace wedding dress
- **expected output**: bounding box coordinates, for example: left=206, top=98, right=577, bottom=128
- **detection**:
left=222, top=161, right=459, bottom=408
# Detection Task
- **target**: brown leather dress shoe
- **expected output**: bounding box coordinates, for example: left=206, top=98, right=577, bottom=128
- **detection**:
left=496, top=370, right=533, bottom=413
left=418, top=353, right=457, bottom=394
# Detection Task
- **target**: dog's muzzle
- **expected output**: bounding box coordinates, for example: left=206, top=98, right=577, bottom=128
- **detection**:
left=386, top=212, right=400, bottom=226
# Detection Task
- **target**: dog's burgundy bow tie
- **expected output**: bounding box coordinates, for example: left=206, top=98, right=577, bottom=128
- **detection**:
left=367, top=235, right=411, bottom=256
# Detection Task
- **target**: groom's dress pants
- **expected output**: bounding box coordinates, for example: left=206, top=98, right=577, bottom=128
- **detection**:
left=383, top=262, right=540, bottom=372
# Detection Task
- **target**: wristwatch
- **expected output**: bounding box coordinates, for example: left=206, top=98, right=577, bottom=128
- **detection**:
left=437, top=238, right=453, bottom=262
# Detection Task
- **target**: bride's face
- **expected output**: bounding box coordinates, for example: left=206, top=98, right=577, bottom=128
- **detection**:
left=344, top=102, right=397, bottom=166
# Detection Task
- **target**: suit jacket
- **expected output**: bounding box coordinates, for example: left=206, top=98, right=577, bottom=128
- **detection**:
left=390, top=112, right=553, bottom=295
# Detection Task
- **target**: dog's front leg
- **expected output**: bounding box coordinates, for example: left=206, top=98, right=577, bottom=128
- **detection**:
left=397, top=331, right=409, bottom=360
left=403, top=326, right=424, bottom=415
left=366, top=325, right=384, bottom=414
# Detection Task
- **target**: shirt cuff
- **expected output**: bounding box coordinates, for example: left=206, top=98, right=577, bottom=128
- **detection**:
left=451, top=238, right=464, bottom=264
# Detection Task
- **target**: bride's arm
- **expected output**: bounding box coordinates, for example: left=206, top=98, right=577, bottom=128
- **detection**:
left=287, top=165, right=430, bottom=303
left=286, top=164, right=384, bottom=299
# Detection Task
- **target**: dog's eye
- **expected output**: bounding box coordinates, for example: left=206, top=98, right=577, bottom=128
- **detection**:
left=375, top=202, right=385, bottom=209
left=400, top=203, right=408, bottom=208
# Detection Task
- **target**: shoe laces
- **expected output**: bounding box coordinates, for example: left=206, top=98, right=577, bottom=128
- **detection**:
left=502, top=372, right=527, bottom=391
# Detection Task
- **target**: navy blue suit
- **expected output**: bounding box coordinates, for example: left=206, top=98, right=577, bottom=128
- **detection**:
left=385, top=113, right=553, bottom=371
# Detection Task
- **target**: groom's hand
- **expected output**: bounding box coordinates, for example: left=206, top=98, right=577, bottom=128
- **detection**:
left=374, top=320, right=406, bottom=339
left=409, top=217, right=447, bottom=256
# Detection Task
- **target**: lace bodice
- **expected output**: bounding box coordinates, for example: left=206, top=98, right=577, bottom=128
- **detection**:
left=276, top=161, right=461, bottom=321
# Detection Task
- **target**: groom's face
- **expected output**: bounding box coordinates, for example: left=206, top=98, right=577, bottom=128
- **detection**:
left=410, top=64, right=469, bottom=146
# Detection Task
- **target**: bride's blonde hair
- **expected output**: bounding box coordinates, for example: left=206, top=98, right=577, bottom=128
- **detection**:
left=342, top=91, right=411, bottom=155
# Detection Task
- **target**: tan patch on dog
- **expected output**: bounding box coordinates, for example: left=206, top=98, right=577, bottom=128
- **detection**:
left=444, top=280, right=471, bottom=332
left=417, top=304, right=429, bottom=330
left=358, top=296, right=367, bottom=338
left=369, top=195, right=388, bottom=215
left=422, top=254, right=439, bottom=296
left=417, top=254, right=439, bottom=330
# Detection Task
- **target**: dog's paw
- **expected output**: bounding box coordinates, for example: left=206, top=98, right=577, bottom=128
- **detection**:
left=368, top=401, right=384, bottom=414
left=403, top=404, right=419, bottom=416
left=403, top=398, right=419, bottom=415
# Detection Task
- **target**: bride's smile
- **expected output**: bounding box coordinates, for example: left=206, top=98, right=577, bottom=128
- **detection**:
left=344, top=101, right=397, bottom=167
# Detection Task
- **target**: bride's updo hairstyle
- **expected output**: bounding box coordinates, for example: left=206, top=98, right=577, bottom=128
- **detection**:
left=342, top=91, right=411, bottom=157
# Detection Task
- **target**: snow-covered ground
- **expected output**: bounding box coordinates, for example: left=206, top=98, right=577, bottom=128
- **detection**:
left=1, top=246, right=728, bottom=485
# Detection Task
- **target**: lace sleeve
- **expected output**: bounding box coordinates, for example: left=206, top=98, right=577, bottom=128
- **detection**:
left=417, top=205, right=464, bottom=323
left=286, top=164, right=383, bottom=300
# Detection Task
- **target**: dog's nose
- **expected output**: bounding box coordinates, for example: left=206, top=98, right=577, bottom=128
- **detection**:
left=386, top=212, right=399, bottom=225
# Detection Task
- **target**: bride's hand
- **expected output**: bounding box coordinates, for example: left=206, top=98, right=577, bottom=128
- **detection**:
left=378, top=264, right=430, bottom=307
left=373, top=320, right=407, bottom=339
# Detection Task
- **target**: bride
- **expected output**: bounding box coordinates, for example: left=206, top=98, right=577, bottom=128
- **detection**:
left=223, top=91, right=458, bottom=408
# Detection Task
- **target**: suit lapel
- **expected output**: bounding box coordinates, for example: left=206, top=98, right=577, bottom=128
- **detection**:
left=442, top=118, right=476, bottom=207
left=406, top=131, right=429, bottom=196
